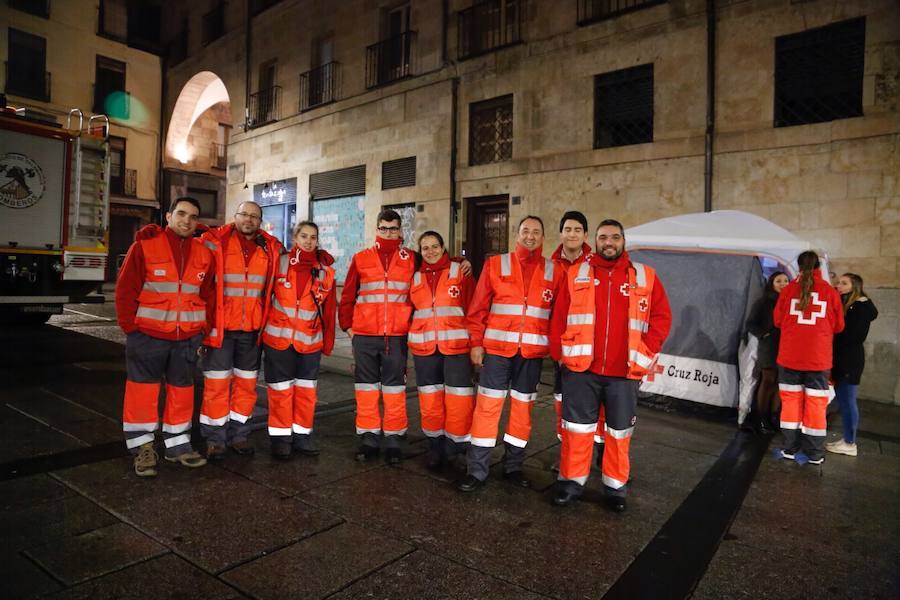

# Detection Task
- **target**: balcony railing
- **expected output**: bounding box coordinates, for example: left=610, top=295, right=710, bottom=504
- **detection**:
left=300, top=61, right=340, bottom=111
left=248, top=86, right=282, bottom=128
left=366, top=31, right=416, bottom=89
left=209, top=143, right=227, bottom=170
left=577, top=0, right=667, bottom=25
left=124, top=168, right=137, bottom=197
left=458, top=0, right=523, bottom=60
left=5, top=63, right=51, bottom=102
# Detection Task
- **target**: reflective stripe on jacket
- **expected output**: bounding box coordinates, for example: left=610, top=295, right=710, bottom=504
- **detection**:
left=262, top=253, right=335, bottom=352
left=560, top=260, right=658, bottom=380
left=350, top=246, right=415, bottom=336
left=134, top=234, right=213, bottom=336
left=408, top=261, right=470, bottom=356
left=483, top=252, right=556, bottom=359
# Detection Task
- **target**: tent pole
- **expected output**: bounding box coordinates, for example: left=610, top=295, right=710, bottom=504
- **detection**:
left=704, top=0, right=716, bottom=213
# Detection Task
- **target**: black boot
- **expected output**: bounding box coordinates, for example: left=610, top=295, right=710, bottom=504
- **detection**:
left=294, top=434, right=321, bottom=456
left=426, top=437, right=444, bottom=471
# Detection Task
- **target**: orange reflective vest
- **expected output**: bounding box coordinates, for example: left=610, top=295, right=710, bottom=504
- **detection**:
left=483, top=252, right=557, bottom=359
left=350, top=247, right=415, bottom=336
left=408, top=261, right=470, bottom=356
left=134, top=234, right=213, bottom=336
left=560, top=260, right=658, bottom=380
left=262, top=253, right=335, bottom=353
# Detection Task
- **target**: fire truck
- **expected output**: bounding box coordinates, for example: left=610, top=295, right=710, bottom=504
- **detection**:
left=0, top=105, right=111, bottom=325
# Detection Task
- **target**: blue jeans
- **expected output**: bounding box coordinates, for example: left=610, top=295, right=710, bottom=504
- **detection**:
left=835, top=381, right=859, bottom=444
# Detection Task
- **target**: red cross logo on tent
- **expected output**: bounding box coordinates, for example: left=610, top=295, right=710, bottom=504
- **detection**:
left=645, top=361, right=664, bottom=382
left=789, top=292, right=826, bottom=325
left=619, top=283, right=630, bottom=297
left=639, top=298, right=649, bottom=312
left=542, top=288, right=553, bottom=303
left=447, top=285, right=460, bottom=298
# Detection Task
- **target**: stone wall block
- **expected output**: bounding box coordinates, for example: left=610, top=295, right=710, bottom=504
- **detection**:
left=819, top=197, right=875, bottom=228
left=881, top=223, right=900, bottom=256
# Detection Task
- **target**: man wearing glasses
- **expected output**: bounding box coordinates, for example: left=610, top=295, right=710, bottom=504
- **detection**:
left=198, top=201, right=284, bottom=460
left=339, top=209, right=415, bottom=465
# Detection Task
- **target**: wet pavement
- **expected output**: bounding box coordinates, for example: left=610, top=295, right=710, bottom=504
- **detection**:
left=0, top=300, right=897, bottom=599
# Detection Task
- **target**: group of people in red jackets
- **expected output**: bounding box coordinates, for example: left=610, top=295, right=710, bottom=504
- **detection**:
left=116, top=197, right=861, bottom=511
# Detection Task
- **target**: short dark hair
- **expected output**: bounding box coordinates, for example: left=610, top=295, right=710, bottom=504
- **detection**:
left=377, top=208, right=402, bottom=225
left=170, top=196, right=201, bottom=215
left=418, top=230, right=444, bottom=249
left=518, top=215, right=544, bottom=231
left=596, top=219, right=624, bottom=236
left=559, top=211, right=588, bottom=232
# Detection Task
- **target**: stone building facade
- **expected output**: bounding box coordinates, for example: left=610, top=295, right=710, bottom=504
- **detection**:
left=161, top=0, right=899, bottom=403
left=1, top=0, right=163, bottom=279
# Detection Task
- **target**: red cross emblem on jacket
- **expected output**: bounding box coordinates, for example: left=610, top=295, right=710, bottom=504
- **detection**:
left=542, top=288, right=553, bottom=303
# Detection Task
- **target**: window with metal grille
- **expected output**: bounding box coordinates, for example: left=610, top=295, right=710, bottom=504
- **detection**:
left=382, top=157, right=416, bottom=190
left=469, top=95, right=513, bottom=166
left=458, top=0, right=523, bottom=60
left=99, top=0, right=128, bottom=40
left=6, top=28, right=50, bottom=101
left=202, top=3, right=225, bottom=46
left=577, top=0, right=666, bottom=25
left=774, top=17, right=865, bottom=128
left=594, top=64, right=653, bottom=149
left=310, top=165, right=366, bottom=200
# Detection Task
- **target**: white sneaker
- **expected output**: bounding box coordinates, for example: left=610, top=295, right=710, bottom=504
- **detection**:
left=825, top=440, right=857, bottom=456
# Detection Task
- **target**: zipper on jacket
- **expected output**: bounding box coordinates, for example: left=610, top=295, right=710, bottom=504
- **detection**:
left=242, top=263, right=249, bottom=328
left=601, top=269, right=612, bottom=373
left=177, top=237, right=186, bottom=341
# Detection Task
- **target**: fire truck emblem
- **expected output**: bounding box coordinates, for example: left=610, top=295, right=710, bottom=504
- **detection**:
left=0, top=153, right=46, bottom=209
left=447, top=285, right=460, bottom=298
left=398, top=248, right=410, bottom=261
left=542, top=288, right=553, bottom=303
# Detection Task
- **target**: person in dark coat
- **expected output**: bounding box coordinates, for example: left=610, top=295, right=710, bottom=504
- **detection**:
left=746, top=271, right=789, bottom=433
left=826, top=273, right=878, bottom=457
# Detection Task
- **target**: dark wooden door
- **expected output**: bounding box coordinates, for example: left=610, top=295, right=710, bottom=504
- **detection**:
left=465, top=195, right=509, bottom=279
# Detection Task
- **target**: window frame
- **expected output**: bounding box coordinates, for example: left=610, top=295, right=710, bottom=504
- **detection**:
left=468, top=94, right=514, bottom=166
left=593, top=63, right=654, bottom=150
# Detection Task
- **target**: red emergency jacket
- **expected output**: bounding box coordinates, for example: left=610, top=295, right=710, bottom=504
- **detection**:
left=774, top=274, right=844, bottom=371
left=408, top=253, right=474, bottom=356
left=343, top=242, right=416, bottom=336
left=262, top=247, right=337, bottom=355
left=116, top=224, right=216, bottom=340
left=551, top=242, right=592, bottom=267
left=201, top=224, right=283, bottom=348
left=549, top=251, right=671, bottom=378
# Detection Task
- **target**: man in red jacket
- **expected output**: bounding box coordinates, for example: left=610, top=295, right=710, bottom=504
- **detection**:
left=116, top=197, right=216, bottom=477
left=456, top=216, right=566, bottom=493
left=549, top=219, right=671, bottom=511
left=198, top=201, right=284, bottom=460
left=340, top=209, right=416, bottom=466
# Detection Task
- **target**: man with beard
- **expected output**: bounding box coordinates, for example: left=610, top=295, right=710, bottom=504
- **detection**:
left=549, top=219, right=671, bottom=511
left=199, top=201, right=284, bottom=460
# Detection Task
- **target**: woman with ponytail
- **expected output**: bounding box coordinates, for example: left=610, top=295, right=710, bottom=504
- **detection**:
left=826, top=273, right=878, bottom=457
left=773, top=251, right=844, bottom=465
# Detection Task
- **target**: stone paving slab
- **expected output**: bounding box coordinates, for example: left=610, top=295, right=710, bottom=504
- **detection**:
left=0, top=550, right=63, bottom=599
left=45, top=553, right=245, bottom=600
left=3, top=386, right=121, bottom=447
left=1, top=493, right=119, bottom=551
left=222, top=522, right=414, bottom=599
left=0, top=404, right=84, bottom=462
left=330, top=549, right=550, bottom=599
left=24, top=522, right=168, bottom=586
left=0, top=473, right=76, bottom=510
left=53, top=458, right=343, bottom=573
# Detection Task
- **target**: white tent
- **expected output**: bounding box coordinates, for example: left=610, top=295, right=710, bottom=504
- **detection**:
left=625, top=210, right=829, bottom=423
left=626, top=210, right=829, bottom=277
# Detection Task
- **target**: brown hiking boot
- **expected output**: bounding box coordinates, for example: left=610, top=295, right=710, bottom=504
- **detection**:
left=164, top=450, right=207, bottom=468
left=134, top=443, right=158, bottom=477
left=206, top=443, right=226, bottom=461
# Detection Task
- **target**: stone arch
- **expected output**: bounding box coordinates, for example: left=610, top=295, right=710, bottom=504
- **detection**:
left=165, top=71, right=231, bottom=164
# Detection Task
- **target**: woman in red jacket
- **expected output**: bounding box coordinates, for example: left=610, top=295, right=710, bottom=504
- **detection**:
left=773, top=251, right=844, bottom=465
left=261, top=221, right=337, bottom=460
left=408, top=231, right=476, bottom=470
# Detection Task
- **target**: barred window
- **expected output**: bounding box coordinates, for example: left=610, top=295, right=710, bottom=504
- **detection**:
left=577, top=0, right=666, bottom=26
left=469, top=95, right=513, bottom=166
left=594, top=64, right=653, bottom=149
left=774, top=17, right=865, bottom=128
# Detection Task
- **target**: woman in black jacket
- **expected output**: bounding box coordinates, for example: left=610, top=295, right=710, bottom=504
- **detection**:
left=746, top=271, right=789, bottom=433
left=826, top=273, right=878, bottom=457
